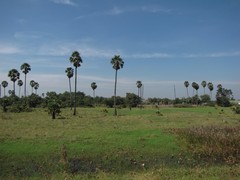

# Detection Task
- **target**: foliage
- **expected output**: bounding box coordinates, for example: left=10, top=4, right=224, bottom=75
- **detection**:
left=216, top=84, right=233, bottom=107
left=232, top=105, right=240, bottom=114
left=47, top=99, right=61, bottom=119
left=125, top=93, right=141, bottom=109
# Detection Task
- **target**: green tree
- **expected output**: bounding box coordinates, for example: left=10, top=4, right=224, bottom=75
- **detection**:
left=20, top=63, right=31, bottom=97
left=91, top=82, right=97, bottom=98
left=111, top=55, right=124, bottom=116
left=30, top=80, right=35, bottom=94
left=8, top=69, right=20, bottom=95
left=207, top=82, right=214, bottom=99
left=201, top=81, right=207, bottom=94
left=216, top=84, right=233, bottom=107
left=69, top=51, right=83, bottom=116
left=17, top=79, right=23, bottom=97
left=1, top=81, right=8, bottom=97
left=184, top=81, right=189, bottom=97
left=48, top=99, right=61, bottom=119
left=125, top=93, right=141, bottom=110
left=65, top=67, right=74, bottom=110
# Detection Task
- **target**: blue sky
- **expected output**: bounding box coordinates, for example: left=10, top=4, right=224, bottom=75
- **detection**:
left=0, top=0, right=239, bottom=99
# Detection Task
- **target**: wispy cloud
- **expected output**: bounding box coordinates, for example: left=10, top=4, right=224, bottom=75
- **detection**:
left=141, top=5, right=172, bottom=13
left=51, top=0, right=76, bottom=6
left=0, top=43, right=22, bottom=54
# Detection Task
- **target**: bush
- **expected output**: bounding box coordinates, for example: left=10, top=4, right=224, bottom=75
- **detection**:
left=232, top=105, right=240, bottom=114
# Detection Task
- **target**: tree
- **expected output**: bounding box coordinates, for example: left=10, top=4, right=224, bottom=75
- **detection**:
left=34, top=82, right=39, bottom=94
left=184, top=81, right=189, bottom=97
left=30, top=80, right=35, bottom=94
left=8, top=69, right=20, bottom=95
left=91, top=82, right=97, bottom=98
left=192, top=82, right=199, bottom=95
left=1, top=81, right=8, bottom=97
left=216, top=84, right=233, bottom=107
left=111, top=55, right=124, bottom=116
left=65, top=67, right=74, bottom=110
left=207, top=82, right=214, bottom=99
left=69, top=51, right=83, bottom=116
left=125, top=93, right=141, bottom=110
left=48, top=99, right=61, bottom=119
left=17, top=79, right=23, bottom=97
left=201, top=81, right=207, bottom=95
left=136, top=81, right=142, bottom=97
left=20, top=63, right=31, bottom=97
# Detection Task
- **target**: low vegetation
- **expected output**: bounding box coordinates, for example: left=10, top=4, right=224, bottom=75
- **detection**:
left=0, top=106, right=239, bottom=179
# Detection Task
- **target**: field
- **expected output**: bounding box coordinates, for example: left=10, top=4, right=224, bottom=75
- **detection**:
left=0, top=106, right=240, bottom=179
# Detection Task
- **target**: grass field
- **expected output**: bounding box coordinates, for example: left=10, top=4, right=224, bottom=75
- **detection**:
left=0, top=106, right=240, bottom=179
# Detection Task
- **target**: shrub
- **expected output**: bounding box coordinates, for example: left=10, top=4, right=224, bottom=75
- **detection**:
left=232, top=105, right=240, bottom=114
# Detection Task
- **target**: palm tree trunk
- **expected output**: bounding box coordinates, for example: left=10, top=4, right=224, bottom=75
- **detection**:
left=114, top=69, right=118, bottom=116
left=4, top=88, right=6, bottom=97
left=13, top=82, right=15, bottom=95
left=24, top=74, right=27, bottom=97
left=187, top=87, right=189, bottom=97
left=19, top=86, right=21, bottom=97
left=69, top=78, right=72, bottom=110
left=73, top=67, right=77, bottom=115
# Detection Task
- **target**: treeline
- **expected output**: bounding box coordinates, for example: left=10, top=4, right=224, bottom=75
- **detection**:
left=0, top=91, right=142, bottom=113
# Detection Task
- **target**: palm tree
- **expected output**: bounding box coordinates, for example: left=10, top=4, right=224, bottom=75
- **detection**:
left=201, top=81, right=207, bottom=95
left=69, top=51, right=83, bottom=116
left=192, top=82, right=196, bottom=96
left=8, top=69, right=20, bottom=95
left=136, top=80, right=142, bottom=98
left=17, top=79, right=23, bottom=97
left=111, top=55, right=124, bottom=116
left=1, top=81, right=8, bottom=97
left=208, top=82, right=214, bottom=99
left=91, top=82, right=97, bottom=98
left=34, top=82, right=39, bottom=94
left=20, top=63, right=31, bottom=97
left=30, top=80, right=35, bottom=94
left=65, top=67, right=74, bottom=110
left=184, top=81, right=189, bottom=97
left=195, top=83, right=199, bottom=95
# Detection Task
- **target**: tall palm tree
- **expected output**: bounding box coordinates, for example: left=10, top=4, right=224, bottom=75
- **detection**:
left=91, top=82, right=97, bottom=98
left=20, top=63, right=31, bottom=97
left=192, top=82, right=196, bottom=96
left=136, top=80, right=142, bottom=97
left=208, top=82, right=214, bottom=99
left=30, top=80, right=35, bottom=94
left=69, top=51, right=83, bottom=116
left=65, top=67, right=74, bottom=110
left=34, top=82, right=39, bottom=94
left=17, top=79, right=23, bottom=97
left=8, top=69, right=20, bottom=95
left=201, top=80, right=207, bottom=95
left=1, top=81, right=8, bottom=97
left=184, top=81, right=189, bottom=97
left=195, top=83, right=199, bottom=95
left=111, top=55, right=124, bottom=116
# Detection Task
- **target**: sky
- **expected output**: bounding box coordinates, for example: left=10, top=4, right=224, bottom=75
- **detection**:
left=0, top=0, right=240, bottom=99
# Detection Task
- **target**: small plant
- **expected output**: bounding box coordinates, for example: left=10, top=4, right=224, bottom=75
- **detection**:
left=48, top=99, right=61, bottom=119
left=232, top=105, right=240, bottom=114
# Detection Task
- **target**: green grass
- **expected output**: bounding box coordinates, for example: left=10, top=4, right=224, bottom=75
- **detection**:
left=0, top=106, right=240, bottom=179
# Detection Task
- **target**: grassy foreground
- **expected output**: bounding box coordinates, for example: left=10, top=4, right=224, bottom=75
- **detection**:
left=0, top=106, right=240, bottom=179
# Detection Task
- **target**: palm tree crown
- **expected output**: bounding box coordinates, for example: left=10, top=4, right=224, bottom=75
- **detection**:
left=136, top=80, right=142, bottom=97
left=111, top=55, right=124, bottom=70
left=201, top=80, right=207, bottom=94
left=70, top=51, right=83, bottom=68
left=65, top=67, right=74, bottom=79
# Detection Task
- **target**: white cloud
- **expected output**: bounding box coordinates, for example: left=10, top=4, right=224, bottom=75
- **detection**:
left=0, top=44, right=22, bottom=54
left=141, top=5, right=172, bottom=13
left=51, top=0, right=76, bottom=6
